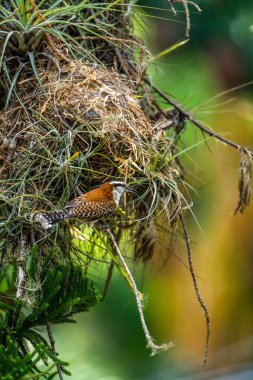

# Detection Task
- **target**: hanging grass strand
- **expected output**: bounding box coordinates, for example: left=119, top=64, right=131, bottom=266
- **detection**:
left=179, top=213, right=210, bottom=367
left=16, top=234, right=28, bottom=299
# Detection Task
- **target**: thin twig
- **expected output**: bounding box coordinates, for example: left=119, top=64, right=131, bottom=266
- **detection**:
left=168, top=0, right=202, bottom=37
left=179, top=213, right=210, bottom=367
left=144, top=77, right=253, bottom=157
left=106, top=227, right=173, bottom=355
left=168, top=0, right=177, bottom=16
left=45, top=314, right=64, bottom=380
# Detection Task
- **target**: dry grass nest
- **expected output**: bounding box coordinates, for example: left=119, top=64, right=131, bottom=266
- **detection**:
left=0, top=58, right=182, bottom=265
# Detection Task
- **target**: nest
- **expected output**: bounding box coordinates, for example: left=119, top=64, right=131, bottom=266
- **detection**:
left=0, top=58, right=181, bottom=266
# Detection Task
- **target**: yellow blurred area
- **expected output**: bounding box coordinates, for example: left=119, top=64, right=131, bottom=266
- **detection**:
left=149, top=98, right=253, bottom=370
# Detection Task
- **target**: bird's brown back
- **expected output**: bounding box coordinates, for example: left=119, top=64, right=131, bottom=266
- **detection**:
left=63, top=182, right=116, bottom=220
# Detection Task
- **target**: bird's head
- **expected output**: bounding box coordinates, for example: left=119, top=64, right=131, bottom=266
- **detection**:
left=106, top=181, right=138, bottom=206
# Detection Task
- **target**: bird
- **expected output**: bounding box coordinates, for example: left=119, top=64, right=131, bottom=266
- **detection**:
left=34, top=181, right=137, bottom=230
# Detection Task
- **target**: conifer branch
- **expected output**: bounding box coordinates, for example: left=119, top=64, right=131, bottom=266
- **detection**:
left=106, top=227, right=174, bottom=355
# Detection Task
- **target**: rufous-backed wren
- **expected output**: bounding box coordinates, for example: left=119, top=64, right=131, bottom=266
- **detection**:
left=34, top=181, right=137, bottom=230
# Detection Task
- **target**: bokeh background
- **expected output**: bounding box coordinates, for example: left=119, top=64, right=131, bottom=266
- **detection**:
left=53, top=1, right=253, bottom=379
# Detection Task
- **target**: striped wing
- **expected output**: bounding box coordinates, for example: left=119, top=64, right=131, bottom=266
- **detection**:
left=64, top=196, right=116, bottom=221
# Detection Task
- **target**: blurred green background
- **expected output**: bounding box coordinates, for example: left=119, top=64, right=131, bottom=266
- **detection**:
left=53, top=1, right=253, bottom=379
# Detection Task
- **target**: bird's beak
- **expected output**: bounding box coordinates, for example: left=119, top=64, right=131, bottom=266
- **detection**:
left=125, top=186, right=138, bottom=195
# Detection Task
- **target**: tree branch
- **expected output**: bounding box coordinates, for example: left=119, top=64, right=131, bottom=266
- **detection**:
left=106, top=227, right=173, bottom=355
left=144, top=77, right=253, bottom=157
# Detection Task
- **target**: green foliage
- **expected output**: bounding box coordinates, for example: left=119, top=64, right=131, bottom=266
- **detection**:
left=0, top=334, right=57, bottom=380
left=0, top=0, right=95, bottom=57
left=0, top=255, right=102, bottom=379
left=0, top=0, right=121, bottom=108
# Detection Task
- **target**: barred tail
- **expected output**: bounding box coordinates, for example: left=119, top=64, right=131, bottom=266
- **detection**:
left=34, top=210, right=66, bottom=230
